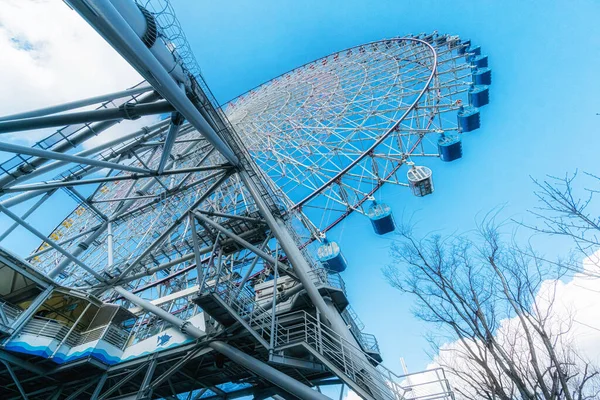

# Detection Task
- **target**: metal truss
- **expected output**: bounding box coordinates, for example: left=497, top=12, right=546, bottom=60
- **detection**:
left=0, top=1, right=477, bottom=399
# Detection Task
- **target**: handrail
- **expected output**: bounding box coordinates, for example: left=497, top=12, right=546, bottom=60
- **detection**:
left=274, top=311, right=453, bottom=400
left=202, top=268, right=452, bottom=400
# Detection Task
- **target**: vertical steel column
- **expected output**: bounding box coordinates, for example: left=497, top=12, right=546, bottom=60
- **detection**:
left=269, top=247, right=279, bottom=353
left=107, top=221, right=114, bottom=270
left=136, top=356, right=157, bottom=400
left=189, top=212, right=204, bottom=287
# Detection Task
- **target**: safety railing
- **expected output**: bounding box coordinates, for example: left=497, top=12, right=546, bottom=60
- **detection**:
left=202, top=269, right=275, bottom=348
left=359, top=332, right=381, bottom=354
left=0, top=300, right=22, bottom=326
left=75, top=323, right=130, bottom=350
left=308, top=268, right=346, bottom=294
left=274, top=311, right=453, bottom=400
left=21, top=317, right=71, bottom=342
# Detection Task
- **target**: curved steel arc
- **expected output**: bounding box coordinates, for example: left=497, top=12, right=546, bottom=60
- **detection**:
left=292, top=38, right=438, bottom=210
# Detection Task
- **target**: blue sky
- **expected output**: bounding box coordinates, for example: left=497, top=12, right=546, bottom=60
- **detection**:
left=171, top=0, right=600, bottom=375
left=0, top=1, right=599, bottom=397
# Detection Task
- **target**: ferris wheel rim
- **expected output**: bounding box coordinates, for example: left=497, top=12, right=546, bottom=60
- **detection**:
left=226, top=38, right=439, bottom=214
left=291, top=38, right=438, bottom=210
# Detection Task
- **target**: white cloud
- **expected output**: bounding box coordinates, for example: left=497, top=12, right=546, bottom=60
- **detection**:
left=0, top=0, right=143, bottom=146
left=424, top=251, right=600, bottom=398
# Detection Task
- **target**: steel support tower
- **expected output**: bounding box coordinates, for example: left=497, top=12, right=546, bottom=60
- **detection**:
left=0, top=0, right=493, bottom=399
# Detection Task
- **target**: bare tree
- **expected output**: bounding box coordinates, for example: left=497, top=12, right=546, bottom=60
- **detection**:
left=384, top=218, right=600, bottom=400
left=527, top=171, right=600, bottom=277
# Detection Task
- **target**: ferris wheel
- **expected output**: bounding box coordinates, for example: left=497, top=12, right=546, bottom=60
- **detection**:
left=225, top=33, right=492, bottom=270
left=13, top=32, right=492, bottom=287
left=0, top=0, right=490, bottom=395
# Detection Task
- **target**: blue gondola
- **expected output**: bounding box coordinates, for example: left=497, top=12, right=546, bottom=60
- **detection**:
left=466, top=45, right=481, bottom=61
left=317, top=239, right=347, bottom=273
left=407, top=165, right=434, bottom=197
left=471, top=55, right=488, bottom=69
left=438, top=134, right=463, bottom=162
left=457, top=39, right=471, bottom=55
left=457, top=106, right=481, bottom=132
left=469, top=85, right=490, bottom=107
left=472, top=67, right=492, bottom=85
left=367, top=202, right=395, bottom=235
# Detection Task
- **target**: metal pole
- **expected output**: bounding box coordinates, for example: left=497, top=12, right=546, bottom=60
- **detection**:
left=47, top=220, right=110, bottom=280
left=0, top=190, right=54, bottom=242
left=107, top=221, right=114, bottom=270
left=235, top=235, right=271, bottom=297
left=0, top=203, right=106, bottom=282
left=0, top=101, right=174, bottom=134
left=0, top=84, right=153, bottom=122
left=157, top=112, right=184, bottom=174
left=3, top=119, right=170, bottom=189
left=2, top=361, right=29, bottom=400
left=10, top=285, right=53, bottom=338
left=0, top=140, right=151, bottom=174
left=208, top=341, right=330, bottom=400
left=66, top=0, right=239, bottom=165
left=115, top=285, right=329, bottom=400
left=238, top=171, right=332, bottom=325
left=0, top=91, right=160, bottom=188
left=189, top=212, right=206, bottom=287
left=269, top=247, right=279, bottom=353
left=50, top=302, right=92, bottom=358
left=192, top=211, right=279, bottom=267
left=90, top=373, right=108, bottom=400
left=3, top=165, right=230, bottom=194
left=114, top=286, right=205, bottom=337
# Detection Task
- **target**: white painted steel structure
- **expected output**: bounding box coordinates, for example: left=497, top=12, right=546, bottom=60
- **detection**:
left=0, top=0, right=490, bottom=399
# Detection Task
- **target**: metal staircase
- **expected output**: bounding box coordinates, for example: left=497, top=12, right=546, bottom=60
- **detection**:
left=194, top=269, right=454, bottom=400
left=194, top=274, right=275, bottom=349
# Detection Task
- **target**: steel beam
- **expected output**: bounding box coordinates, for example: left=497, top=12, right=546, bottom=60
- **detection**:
left=90, top=373, right=108, bottom=400
left=238, top=171, right=333, bottom=324
left=113, top=286, right=205, bottom=337
left=0, top=190, right=54, bottom=242
left=98, top=361, right=149, bottom=400
left=0, top=101, right=174, bottom=134
left=158, top=113, right=184, bottom=174
left=66, top=0, right=239, bottom=165
left=192, top=211, right=279, bottom=268
left=1, top=361, right=29, bottom=400
left=136, top=356, right=157, bottom=400
left=2, top=165, right=230, bottom=194
left=0, top=84, right=153, bottom=122
left=2, top=119, right=170, bottom=190
left=117, top=285, right=330, bottom=400
left=148, top=347, right=203, bottom=392
left=64, top=377, right=104, bottom=400
left=0, top=350, right=49, bottom=377
left=0, top=141, right=151, bottom=175
left=0, top=91, right=161, bottom=189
